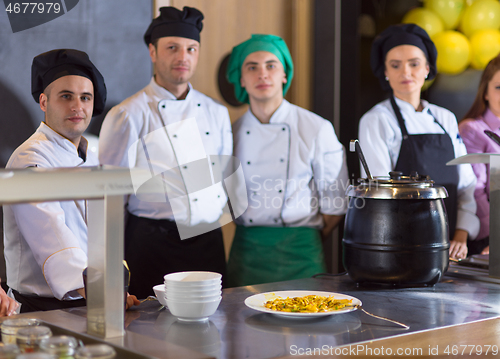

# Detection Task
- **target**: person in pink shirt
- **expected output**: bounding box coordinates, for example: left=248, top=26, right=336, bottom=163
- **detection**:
left=459, top=55, right=500, bottom=255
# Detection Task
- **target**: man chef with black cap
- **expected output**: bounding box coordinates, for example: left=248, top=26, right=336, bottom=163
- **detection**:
left=358, top=24, right=479, bottom=259
left=3, top=49, right=140, bottom=312
left=99, top=7, right=232, bottom=298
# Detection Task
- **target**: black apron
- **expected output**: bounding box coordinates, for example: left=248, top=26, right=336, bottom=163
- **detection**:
left=124, top=213, right=227, bottom=299
left=391, top=96, right=459, bottom=237
left=12, top=290, right=86, bottom=313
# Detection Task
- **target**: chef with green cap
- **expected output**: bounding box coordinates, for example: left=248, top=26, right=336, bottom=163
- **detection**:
left=226, top=34, right=349, bottom=287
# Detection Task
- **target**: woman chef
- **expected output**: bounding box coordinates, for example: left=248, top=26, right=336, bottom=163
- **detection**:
left=358, top=24, right=479, bottom=259
left=225, top=34, right=349, bottom=287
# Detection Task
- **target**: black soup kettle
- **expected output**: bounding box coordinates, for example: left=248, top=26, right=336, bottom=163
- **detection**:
left=343, top=141, right=450, bottom=286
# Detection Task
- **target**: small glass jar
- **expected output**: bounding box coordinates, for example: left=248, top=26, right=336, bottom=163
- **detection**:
left=40, top=336, right=78, bottom=359
left=0, top=343, right=21, bottom=359
left=16, top=326, right=52, bottom=353
left=1, top=318, right=40, bottom=344
left=74, top=344, right=116, bottom=359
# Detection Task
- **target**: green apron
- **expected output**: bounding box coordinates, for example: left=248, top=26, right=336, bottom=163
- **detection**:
left=227, top=225, right=326, bottom=287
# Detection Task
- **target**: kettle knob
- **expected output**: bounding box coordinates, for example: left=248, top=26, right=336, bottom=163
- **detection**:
left=389, top=171, right=403, bottom=180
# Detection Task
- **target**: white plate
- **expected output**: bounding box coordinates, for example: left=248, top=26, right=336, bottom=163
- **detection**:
left=244, top=290, right=362, bottom=318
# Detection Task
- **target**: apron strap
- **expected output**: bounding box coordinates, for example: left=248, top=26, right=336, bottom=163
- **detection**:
left=428, top=109, right=449, bottom=135
left=391, top=96, right=450, bottom=138
left=390, top=95, right=409, bottom=139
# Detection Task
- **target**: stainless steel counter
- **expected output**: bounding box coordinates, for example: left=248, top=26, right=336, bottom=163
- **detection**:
left=12, top=267, right=500, bottom=359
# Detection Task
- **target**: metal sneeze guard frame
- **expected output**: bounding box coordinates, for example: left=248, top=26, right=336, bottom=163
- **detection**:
left=0, top=165, right=153, bottom=338
left=448, top=153, right=500, bottom=278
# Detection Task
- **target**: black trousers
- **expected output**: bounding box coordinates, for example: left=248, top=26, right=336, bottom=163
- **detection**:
left=12, top=290, right=86, bottom=313
left=125, top=214, right=227, bottom=299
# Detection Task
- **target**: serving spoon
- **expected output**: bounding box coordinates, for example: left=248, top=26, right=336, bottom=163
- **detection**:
left=352, top=305, right=409, bottom=330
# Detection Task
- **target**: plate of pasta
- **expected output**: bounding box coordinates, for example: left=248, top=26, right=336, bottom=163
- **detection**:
left=244, top=290, right=362, bottom=318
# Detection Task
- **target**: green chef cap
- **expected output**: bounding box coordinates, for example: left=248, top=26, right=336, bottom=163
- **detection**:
left=226, top=34, right=294, bottom=104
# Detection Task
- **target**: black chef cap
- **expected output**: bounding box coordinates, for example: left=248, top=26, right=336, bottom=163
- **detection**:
left=370, top=23, right=437, bottom=90
left=144, top=6, right=204, bottom=45
left=31, top=49, right=107, bottom=116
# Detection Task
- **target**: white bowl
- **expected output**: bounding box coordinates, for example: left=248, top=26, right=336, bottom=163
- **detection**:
left=164, top=271, right=222, bottom=286
left=165, top=283, right=222, bottom=295
left=166, top=297, right=221, bottom=322
left=152, top=285, right=168, bottom=307
left=165, top=284, right=221, bottom=295
left=167, top=295, right=222, bottom=304
left=166, top=292, right=221, bottom=302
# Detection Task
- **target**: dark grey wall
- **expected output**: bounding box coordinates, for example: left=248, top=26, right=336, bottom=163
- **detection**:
left=0, top=0, right=153, bottom=167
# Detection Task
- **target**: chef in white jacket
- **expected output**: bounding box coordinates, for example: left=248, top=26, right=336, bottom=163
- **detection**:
left=99, top=6, right=232, bottom=298
left=225, top=34, right=349, bottom=287
left=358, top=24, right=479, bottom=259
left=3, top=49, right=113, bottom=312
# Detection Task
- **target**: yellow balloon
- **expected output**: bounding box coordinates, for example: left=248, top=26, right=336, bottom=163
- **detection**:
left=433, top=31, right=471, bottom=74
left=460, top=0, right=500, bottom=37
left=469, top=29, right=500, bottom=68
left=402, top=8, right=445, bottom=37
left=424, top=0, right=465, bottom=29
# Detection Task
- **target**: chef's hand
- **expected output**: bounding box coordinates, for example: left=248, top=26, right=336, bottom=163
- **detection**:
left=449, top=229, right=468, bottom=259
left=481, top=246, right=490, bottom=255
left=321, top=214, right=344, bottom=240
left=77, top=288, right=139, bottom=310
left=126, top=293, right=140, bottom=310
left=0, top=282, right=19, bottom=316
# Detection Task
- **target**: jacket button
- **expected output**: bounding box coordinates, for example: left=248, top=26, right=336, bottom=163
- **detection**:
left=247, top=161, right=251, bottom=165
left=280, top=159, right=284, bottom=162
left=173, top=134, right=177, bottom=138
left=278, top=190, right=282, bottom=193
left=282, top=127, right=286, bottom=131
left=193, top=198, right=198, bottom=202
left=206, top=132, right=209, bottom=135
left=162, top=105, right=165, bottom=108
left=249, top=219, right=253, bottom=223
left=183, top=166, right=187, bottom=169
left=198, top=103, right=201, bottom=106
left=246, top=131, right=250, bottom=135
left=274, top=219, right=278, bottom=223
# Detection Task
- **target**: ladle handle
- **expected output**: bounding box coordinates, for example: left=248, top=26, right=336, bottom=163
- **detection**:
left=350, top=140, right=373, bottom=180
left=485, top=130, right=500, bottom=146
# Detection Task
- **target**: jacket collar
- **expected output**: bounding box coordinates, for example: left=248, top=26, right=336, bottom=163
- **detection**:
left=483, top=108, right=500, bottom=130
left=149, top=77, right=193, bottom=101
left=39, top=122, right=89, bottom=161
left=246, top=100, right=291, bottom=125
left=393, top=96, right=430, bottom=114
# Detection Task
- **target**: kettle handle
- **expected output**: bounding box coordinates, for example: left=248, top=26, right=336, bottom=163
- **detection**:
left=350, top=140, right=373, bottom=180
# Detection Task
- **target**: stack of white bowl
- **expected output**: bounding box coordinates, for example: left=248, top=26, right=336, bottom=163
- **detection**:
left=163, top=271, right=222, bottom=322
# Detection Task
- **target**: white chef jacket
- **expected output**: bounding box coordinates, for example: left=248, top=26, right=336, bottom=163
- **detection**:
left=99, top=78, right=232, bottom=226
left=358, top=97, right=480, bottom=239
left=3, top=122, right=97, bottom=300
left=233, top=100, right=349, bottom=228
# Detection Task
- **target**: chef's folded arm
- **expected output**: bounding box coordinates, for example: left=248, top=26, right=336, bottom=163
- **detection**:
left=9, top=201, right=87, bottom=300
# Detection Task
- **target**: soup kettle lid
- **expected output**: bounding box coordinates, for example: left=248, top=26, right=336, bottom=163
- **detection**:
left=347, top=171, right=448, bottom=199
